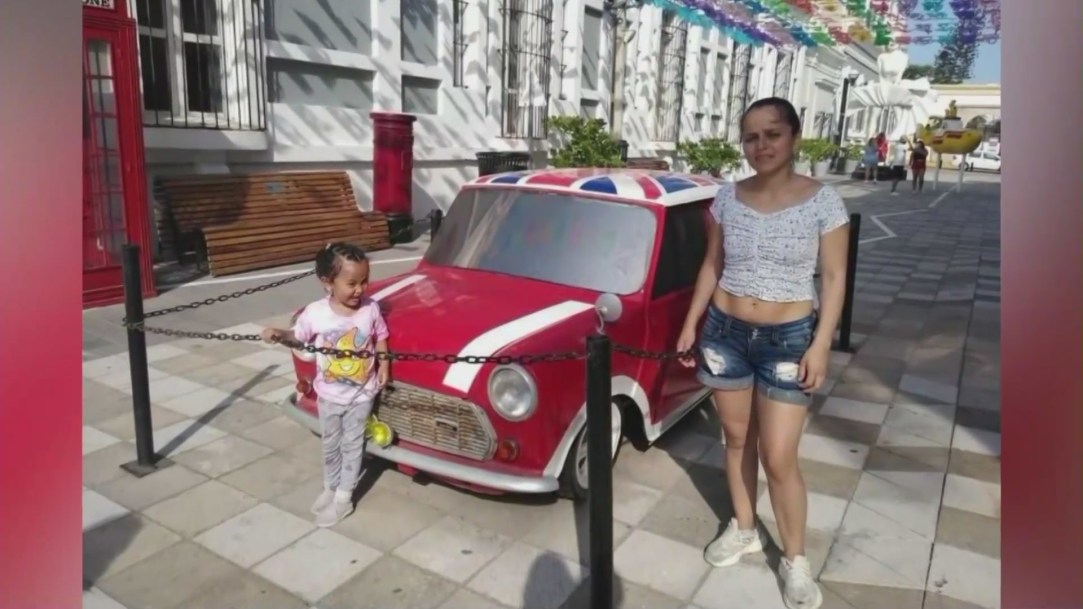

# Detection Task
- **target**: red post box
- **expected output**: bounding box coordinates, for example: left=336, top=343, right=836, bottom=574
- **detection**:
left=371, top=112, right=418, bottom=244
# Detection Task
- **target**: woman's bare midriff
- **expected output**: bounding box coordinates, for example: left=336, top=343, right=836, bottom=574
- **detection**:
left=712, top=288, right=814, bottom=326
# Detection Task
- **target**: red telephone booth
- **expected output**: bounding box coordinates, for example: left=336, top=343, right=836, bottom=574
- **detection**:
left=83, top=0, right=156, bottom=307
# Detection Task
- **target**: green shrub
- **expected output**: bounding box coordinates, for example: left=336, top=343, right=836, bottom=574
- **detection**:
left=676, top=138, right=744, bottom=176
left=546, top=116, right=624, bottom=168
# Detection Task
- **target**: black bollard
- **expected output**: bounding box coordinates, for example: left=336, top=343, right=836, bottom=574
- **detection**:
left=586, top=335, right=614, bottom=609
left=835, top=213, right=862, bottom=352
left=119, top=244, right=171, bottom=477
left=430, top=208, right=443, bottom=239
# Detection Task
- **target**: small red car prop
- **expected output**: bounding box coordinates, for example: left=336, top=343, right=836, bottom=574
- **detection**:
left=282, top=168, right=724, bottom=500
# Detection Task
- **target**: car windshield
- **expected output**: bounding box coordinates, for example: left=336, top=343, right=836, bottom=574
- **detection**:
left=424, top=188, right=657, bottom=294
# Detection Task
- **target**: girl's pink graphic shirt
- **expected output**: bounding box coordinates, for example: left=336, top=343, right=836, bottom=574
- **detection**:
left=292, top=297, right=389, bottom=405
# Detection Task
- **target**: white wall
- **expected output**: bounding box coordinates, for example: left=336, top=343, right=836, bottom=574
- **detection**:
left=139, top=0, right=887, bottom=259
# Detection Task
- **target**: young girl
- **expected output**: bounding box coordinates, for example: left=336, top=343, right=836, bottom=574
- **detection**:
left=261, top=242, right=390, bottom=528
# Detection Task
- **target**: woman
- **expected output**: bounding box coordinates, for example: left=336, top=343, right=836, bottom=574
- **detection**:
left=910, top=139, right=928, bottom=192
left=676, top=97, right=850, bottom=609
left=862, top=137, right=879, bottom=183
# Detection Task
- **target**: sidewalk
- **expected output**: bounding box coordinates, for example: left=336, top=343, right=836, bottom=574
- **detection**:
left=83, top=177, right=1001, bottom=609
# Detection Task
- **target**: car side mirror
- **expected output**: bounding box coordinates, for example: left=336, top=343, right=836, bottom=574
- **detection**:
left=594, top=293, right=622, bottom=333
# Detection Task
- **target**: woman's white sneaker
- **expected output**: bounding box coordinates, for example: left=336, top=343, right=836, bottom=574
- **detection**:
left=780, top=555, right=823, bottom=609
left=704, top=518, right=765, bottom=567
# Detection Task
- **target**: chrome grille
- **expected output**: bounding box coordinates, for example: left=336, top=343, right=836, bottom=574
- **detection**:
left=377, top=384, right=496, bottom=461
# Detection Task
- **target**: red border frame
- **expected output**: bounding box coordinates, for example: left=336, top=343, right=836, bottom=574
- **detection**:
left=0, top=1, right=1080, bottom=607
left=0, top=1, right=84, bottom=606
left=1000, top=0, right=1083, bottom=606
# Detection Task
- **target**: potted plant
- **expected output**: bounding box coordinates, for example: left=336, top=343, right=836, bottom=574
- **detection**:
left=794, top=146, right=811, bottom=175
left=799, top=138, right=838, bottom=177
left=676, top=138, right=743, bottom=179
left=842, top=144, right=863, bottom=174
left=546, top=116, right=625, bottom=168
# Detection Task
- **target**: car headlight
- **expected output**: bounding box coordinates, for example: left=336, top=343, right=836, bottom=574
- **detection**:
left=487, top=365, right=538, bottom=421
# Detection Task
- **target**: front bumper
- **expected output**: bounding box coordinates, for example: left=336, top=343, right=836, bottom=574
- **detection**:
left=279, top=393, right=560, bottom=494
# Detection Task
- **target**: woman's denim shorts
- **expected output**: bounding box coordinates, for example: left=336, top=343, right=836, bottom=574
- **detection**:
left=696, top=303, right=816, bottom=407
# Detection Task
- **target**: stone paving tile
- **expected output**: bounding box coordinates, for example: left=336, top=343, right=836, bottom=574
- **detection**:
left=467, top=542, right=586, bottom=609
left=84, top=487, right=131, bottom=532
left=151, top=419, right=228, bottom=457
left=218, top=451, right=322, bottom=502
left=394, top=514, right=513, bottom=583
left=142, top=479, right=261, bottom=537
left=84, top=441, right=140, bottom=488
left=85, top=426, right=122, bottom=456
left=613, top=529, right=711, bottom=601
left=85, top=380, right=142, bottom=425
left=83, top=587, right=131, bottom=609
left=318, top=555, right=458, bottom=609
left=195, top=502, right=315, bottom=568
left=196, top=396, right=283, bottom=434
left=236, top=415, right=315, bottom=451
left=560, top=576, right=687, bottom=609
left=84, top=514, right=182, bottom=585
left=97, top=541, right=305, bottom=609
left=171, top=434, right=275, bottom=478
left=93, top=405, right=189, bottom=441
left=79, top=181, right=1003, bottom=608
left=253, top=529, right=382, bottom=603
left=520, top=498, right=633, bottom=566
left=95, top=463, right=208, bottom=511
left=927, top=543, right=1001, bottom=609
left=935, top=505, right=1001, bottom=560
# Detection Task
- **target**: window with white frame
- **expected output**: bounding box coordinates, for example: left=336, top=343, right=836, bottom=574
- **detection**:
left=132, top=0, right=265, bottom=130
left=724, top=44, right=752, bottom=141
left=581, top=7, right=603, bottom=91
left=402, top=0, right=438, bottom=65
left=266, top=0, right=372, bottom=55
left=500, top=0, right=555, bottom=138
left=696, top=48, right=709, bottom=110
left=773, top=50, right=793, bottom=99
left=655, top=10, right=688, bottom=141
left=711, top=51, right=725, bottom=119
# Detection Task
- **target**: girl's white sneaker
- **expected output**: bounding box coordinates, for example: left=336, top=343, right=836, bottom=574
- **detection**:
left=315, top=499, right=354, bottom=528
left=311, top=489, right=335, bottom=515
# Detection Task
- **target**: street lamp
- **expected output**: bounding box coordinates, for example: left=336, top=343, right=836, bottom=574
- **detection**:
left=833, top=68, right=860, bottom=173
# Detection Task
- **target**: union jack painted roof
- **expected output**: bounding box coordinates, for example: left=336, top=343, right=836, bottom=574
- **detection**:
left=466, top=168, right=724, bottom=206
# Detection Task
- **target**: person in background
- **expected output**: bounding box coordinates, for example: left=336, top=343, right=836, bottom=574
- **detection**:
left=889, top=138, right=909, bottom=194
left=910, top=140, right=929, bottom=192
left=862, top=138, right=879, bottom=183
left=876, top=132, right=888, bottom=164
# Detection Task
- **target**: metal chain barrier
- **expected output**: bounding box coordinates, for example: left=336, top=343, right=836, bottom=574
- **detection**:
left=137, top=222, right=420, bottom=320
left=122, top=317, right=690, bottom=365
left=121, top=261, right=693, bottom=364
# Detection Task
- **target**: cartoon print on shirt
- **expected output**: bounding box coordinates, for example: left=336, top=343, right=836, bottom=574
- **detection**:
left=322, top=327, right=373, bottom=385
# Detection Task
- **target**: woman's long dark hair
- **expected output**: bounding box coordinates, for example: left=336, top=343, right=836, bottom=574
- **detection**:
left=739, top=97, right=802, bottom=137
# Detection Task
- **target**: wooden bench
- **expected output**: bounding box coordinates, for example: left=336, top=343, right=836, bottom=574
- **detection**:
left=155, top=171, right=391, bottom=277
left=625, top=158, right=671, bottom=170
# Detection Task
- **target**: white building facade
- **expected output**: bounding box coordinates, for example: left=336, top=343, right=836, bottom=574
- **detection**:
left=133, top=0, right=898, bottom=259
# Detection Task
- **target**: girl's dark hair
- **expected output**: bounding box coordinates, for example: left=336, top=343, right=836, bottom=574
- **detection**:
left=740, top=96, right=802, bottom=137
left=315, top=241, right=368, bottom=280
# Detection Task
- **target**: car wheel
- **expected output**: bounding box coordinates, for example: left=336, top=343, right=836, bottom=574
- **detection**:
left=558, top=400, right=623, bottom=502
